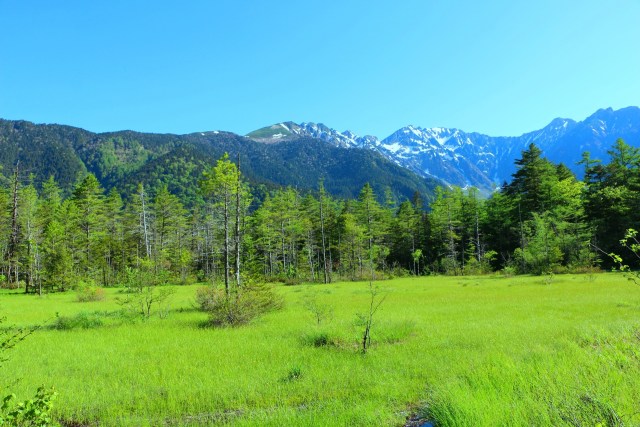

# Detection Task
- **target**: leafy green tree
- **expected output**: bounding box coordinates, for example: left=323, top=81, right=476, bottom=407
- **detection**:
left=39, top=177, right=69, bottom=290
left=337, top=202, right=366, bottom=280
left=42, top=200, right=76, bottom=290
left=487, top=143, right=594, bottom=273
left=102, top=188, right=124, bottom=286
left=4, top=166, right=21, bottom=288
left=70, top=174, right=105, bottom=278
left=251, top=187, right=305, bottom=280
left=250, top=195, right=278, bottom=278
left=513, top=212, right=562, bottom=274
left=300, top=194, right=320, bottom=282
left=506, top=143, right=558, bottom=215
left=318, top=181, right=332, bottom=283
left=19, top=183, right=41, bottom=293
left=200, top=154, right=249, bottom=292
left=582, top=139, right=640, bottom=267
left=428, top=187, right=463, bottom=274
left=356, top=184, right=389, bottom=278
left=389, top=200, right=420, bottom=273
left=152, top=185, right=191, bottom=282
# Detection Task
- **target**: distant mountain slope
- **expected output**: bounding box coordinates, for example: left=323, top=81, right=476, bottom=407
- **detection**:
left=0, top=120, right=91, bottom=189
left=248, top=107, right=640, bottom=191
left=0, top=119, right=440, bottom=204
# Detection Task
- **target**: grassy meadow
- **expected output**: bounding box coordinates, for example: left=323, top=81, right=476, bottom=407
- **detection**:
left=1, top=273, right=639, bottom=426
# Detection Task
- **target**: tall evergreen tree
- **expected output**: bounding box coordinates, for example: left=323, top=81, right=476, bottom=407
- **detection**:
left=71, top=174, right=105, bottom=279
left=200, top=154, right=246, bottom=292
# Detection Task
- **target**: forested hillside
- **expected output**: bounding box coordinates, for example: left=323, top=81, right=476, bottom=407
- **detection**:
left=0, top=119, right=439, bottom=205
left=1, top=138, right=638, bottom=293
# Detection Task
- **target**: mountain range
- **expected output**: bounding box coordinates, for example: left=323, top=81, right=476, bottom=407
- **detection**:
left=1, top=106, right=639, bottom=205
left=247, top=106, right=640, bottom=191
left=0, top=119, right=439, bottom=205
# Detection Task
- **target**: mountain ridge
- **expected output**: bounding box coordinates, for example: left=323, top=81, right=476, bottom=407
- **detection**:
left=0, top=118, right=440, bottom=205
left=247, top=106, right=640, bottom=190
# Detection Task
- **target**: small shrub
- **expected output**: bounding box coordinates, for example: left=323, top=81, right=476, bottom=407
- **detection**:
left=282, top=277, right=302, bottom=286
left=1, top=318, right=59, bottom=427
left=72, top=279, right=96, bottom=292
left=76, top=286, right=106, bottom=302
left=302, top=293, right=334, bottom=326
left=550, top=265, right=569, bottom=275
left=302, top=330, right=333, bottom=347
left=388, top=266, right=410, bottom=279
left=52, top=312, right=104, bottom=330
left=1, top=386, right=59, bottom=427
left=117, top=286, right=175, bottom=319
left=501, top=266, right=517, bottom=277
left=197, top=283, right=283, bottom=327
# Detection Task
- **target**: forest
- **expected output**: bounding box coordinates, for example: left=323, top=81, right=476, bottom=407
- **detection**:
left=0, top=138, right=638, bottom=294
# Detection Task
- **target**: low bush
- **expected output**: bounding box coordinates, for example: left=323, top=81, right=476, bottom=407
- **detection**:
left=300, top=328, right=352, bottom=350
left=302, top=330, right=333, bottom=347
left=1, top=386, right=59, bottom=427
left=1, top=318, right=59, bottom=426
left=76, top=286, right=106, bottom=302
left=302, top=292, right=334, bottom=326
left=116, top=286, right=175, bottom=319
left=196, top=283, right=283, bottom=327
left=52, top=312, right=104, bottom=330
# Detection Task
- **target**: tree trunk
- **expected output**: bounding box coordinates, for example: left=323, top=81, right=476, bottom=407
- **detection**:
left=224, top=190, right=230, bottom=294
left=7, top=164, right=21, bottom=291
left=139, top=185, right=151, bottom=259
left=319, top=187, right=329, bottom=284
left=234, top=154, right=241, bottom=288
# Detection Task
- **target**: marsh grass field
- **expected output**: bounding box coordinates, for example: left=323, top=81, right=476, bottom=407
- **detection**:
left=1, top=273, right=640, bottom=426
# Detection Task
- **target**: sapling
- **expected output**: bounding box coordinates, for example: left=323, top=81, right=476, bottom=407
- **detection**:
left=117, top=267, right=175, bottom=319
left=356, top=281, right=386, bottom=354
left=303, top=292, right=334, bottom=326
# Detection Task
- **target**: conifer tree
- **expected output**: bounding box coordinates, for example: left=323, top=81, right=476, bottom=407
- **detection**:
left=200, top=154, right=247, bottom=292
left=71, top=174, right=105, bottom=279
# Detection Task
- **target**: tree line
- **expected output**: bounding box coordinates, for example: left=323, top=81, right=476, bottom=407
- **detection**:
left=0, top=139, right=638, bottom=292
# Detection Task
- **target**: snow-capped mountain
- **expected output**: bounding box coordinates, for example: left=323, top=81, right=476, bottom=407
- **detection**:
left=246, top=122, right=378, bottom=148
left=247, top=107, right=640, bottom=191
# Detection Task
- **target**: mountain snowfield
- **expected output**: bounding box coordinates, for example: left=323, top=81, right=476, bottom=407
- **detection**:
left=247, top=107, right=640, bottom=191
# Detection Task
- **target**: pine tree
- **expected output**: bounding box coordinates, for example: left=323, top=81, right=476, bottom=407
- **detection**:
left=102, top=188, right=124, bottom=285
left=582, top=139, right=640, bottom=266
left=200, top=153, right=247, bottom=293
left=356, top=184, right=389, bottom=278
left=70, top=174, right=105, bottom=278
left=19, top=184, right=41, bottom=293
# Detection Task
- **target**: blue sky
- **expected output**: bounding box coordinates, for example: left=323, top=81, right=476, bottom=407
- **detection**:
left=1, top=1, right=639, bottom=138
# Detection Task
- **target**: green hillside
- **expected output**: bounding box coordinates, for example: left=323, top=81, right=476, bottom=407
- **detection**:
left=0, top=119, right=440, bottom=204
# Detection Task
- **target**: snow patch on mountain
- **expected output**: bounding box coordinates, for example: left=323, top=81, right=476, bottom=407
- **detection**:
left=247, top=107, right=640, bottom=192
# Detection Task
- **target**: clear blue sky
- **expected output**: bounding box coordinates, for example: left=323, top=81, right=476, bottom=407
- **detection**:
left=1, top=1, right=639, bottom=138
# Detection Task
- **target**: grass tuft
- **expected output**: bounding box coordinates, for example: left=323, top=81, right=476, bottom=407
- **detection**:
left=52, top=312, right=104, bottom=330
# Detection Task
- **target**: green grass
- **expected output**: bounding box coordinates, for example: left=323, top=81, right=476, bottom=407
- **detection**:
left=1, top=274, right=639, bottom=426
